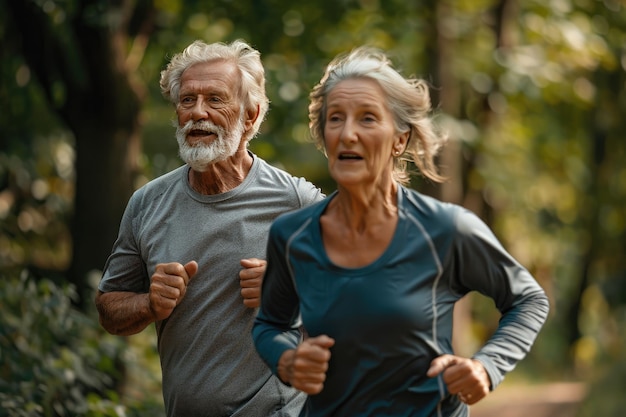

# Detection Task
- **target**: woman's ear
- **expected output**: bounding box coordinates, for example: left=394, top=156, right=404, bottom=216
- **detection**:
left=393, top=130, right=410, bottom=155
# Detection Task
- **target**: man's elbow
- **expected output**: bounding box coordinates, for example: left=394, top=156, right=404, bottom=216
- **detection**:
left=97, top=314, right=139, bottom=336
left=94, top=290, right=123, bottom=335
left=95, top=290, right=150, bottom=336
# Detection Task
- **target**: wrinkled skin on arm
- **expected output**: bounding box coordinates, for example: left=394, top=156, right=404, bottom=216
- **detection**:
left=95, top=261, right=198, bottom=336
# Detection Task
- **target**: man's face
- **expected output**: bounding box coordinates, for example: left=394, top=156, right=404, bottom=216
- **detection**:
left=175, top=60, right=247, bottom=171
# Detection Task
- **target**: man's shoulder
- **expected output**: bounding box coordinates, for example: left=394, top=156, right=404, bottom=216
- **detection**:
left=132, top=165, right=186, bottom=199
left=254, top=156, right=308, bottom=183
left=272, top=197, right=326, bottom=231
left=252, top=156, right=323, bottom=204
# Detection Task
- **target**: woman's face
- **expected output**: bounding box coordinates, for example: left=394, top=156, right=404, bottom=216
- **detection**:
left=324, top=78, right=407, bottom=188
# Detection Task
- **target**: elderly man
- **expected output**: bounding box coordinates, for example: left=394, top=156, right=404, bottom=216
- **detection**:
left=95, top=39, right=322, bottom=416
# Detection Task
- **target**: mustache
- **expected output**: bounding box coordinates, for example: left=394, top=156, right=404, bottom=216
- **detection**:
left=176, top=119, right=227, bottom=138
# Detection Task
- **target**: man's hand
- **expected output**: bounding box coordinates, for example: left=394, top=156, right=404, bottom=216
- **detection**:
left=149, top=260, right=198, bottom=321
left=239, top=258, right=266, bottom=308
left=427, top=354, right=491, bottom=405
left=278, top=335, right=335, bottom=395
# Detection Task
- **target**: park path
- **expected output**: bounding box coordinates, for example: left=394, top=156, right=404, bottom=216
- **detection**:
left=470, top=382, right=586, bottom=417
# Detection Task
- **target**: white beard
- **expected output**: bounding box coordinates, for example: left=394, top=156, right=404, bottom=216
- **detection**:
left=176, top=117, right=246, bottom=172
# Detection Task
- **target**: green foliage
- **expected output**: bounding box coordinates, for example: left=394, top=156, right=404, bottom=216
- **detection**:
left=0, top=270, right=163, bottom=417
left=2, top=0, right=626, bottom=408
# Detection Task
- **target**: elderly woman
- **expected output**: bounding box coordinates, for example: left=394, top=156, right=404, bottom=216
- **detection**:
left=253, top=47, right=549, bottom=417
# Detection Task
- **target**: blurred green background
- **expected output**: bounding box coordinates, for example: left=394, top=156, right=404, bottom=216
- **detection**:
left=1, top=0, right=625, bottom=415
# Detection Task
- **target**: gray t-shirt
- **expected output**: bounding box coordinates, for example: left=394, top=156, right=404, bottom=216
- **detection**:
left=99, top=154, right=323, bottom=416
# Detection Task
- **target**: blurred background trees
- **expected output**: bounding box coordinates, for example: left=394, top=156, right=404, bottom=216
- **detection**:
left=1, top=0, right=625, bottom=415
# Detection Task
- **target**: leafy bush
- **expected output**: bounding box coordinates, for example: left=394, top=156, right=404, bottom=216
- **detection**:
left=0, top=270, right=163, bottom=417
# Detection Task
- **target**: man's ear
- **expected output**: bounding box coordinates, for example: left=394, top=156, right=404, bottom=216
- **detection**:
left=244, top=104, right=261, bottom=131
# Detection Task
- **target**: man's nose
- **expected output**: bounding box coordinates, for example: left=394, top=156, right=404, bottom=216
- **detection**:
left=190, top=97, right=211, bottom=121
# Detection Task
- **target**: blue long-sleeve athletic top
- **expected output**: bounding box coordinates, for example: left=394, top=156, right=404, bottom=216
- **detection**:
left=253, top=186, right=549, bottom=417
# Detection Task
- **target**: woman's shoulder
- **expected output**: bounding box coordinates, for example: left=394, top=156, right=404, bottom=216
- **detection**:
left=399, top=186, right=491, bottom=236
left=400, top=186, right=462, bottom=218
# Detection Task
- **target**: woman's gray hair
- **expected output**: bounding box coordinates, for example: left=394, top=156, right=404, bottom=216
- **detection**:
left=309, top=46, right=446, bottom=184
left=160, top=39, right=269, bottom=141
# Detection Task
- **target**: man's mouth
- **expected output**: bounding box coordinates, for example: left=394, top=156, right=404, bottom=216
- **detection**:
left=188, top=129, right=215, bottom=137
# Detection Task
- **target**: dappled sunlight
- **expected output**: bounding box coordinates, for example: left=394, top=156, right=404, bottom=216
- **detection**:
left=2, top=0, right=625, bottom=414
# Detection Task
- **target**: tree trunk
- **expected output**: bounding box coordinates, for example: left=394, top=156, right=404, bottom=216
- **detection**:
left=565, top=87, right=608, bottom=350
left=69, top=116, right=141, bottom=308
left=7, top=0, right=146, bottom=309
left=63, top=4, right=145, bottom=308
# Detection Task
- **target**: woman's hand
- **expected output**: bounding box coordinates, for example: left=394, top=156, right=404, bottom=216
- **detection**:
left=427, top=354, right=491, bottom=405
left=277, top=335, right=335, bottom=394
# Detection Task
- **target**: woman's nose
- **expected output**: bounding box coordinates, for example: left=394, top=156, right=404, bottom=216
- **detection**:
left=339, top=120, right=357, bottom=143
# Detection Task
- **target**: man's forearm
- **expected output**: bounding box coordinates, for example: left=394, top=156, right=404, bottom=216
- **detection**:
left=95, top=291, right=155, bottom=336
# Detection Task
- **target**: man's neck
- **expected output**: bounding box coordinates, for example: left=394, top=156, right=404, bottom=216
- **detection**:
left=188, top=150, right=254, bottom=195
